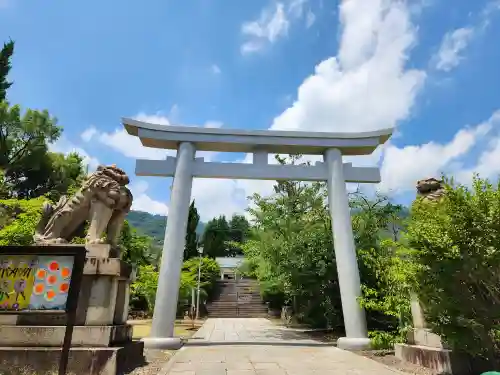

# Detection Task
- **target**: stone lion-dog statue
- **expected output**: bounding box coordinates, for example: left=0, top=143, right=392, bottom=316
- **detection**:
left=416, top=177, right=445, bottom=202
left=34, top=164, right=133, bottom=256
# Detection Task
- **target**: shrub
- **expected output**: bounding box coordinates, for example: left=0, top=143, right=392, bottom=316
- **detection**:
left=357, top=238, right=419, bottom=334
left=130, top=265, right=159, bottom=312
left=182, top=256, right=220, bottom=299
left=130, top=257, right=220, bottom=315
left=0, top=198, right=44, bottom=245
left=408, top=176, right=500, bottom=364
left=368, top=330, right=406, bottom=350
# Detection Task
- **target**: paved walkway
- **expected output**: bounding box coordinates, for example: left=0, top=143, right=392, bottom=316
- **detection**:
left=160, top=318, right=404, bottom=374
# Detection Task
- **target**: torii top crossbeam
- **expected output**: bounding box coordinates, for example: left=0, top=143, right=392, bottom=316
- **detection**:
left=122, top=118, right=393, bottom=183
left=123, top=118, right=392, bottom=156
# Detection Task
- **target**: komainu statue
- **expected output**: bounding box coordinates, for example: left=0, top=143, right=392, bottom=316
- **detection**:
left=416, top=177, right=445, bottom=202
left=34, top=165, right=133, bottom=254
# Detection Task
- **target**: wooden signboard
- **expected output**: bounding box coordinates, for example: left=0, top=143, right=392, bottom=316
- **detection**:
left=0, top=246, right=86, bottom=375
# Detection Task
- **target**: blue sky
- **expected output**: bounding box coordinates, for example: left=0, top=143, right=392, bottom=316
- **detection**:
left=2, top=0, right=500, bottom=221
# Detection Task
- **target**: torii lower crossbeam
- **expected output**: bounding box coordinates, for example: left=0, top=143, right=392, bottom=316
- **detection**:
left=136, top=157, right=381, bottom=182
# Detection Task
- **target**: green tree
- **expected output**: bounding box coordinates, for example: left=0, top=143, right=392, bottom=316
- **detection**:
left=349, top=191, right=411, bottom=332
left=130, top=256, right=220, bottom=315
left=241, top=155, right=343, bottom=328
left=202, top=215, right=230, bottom=258
left=130, top=264, right=159, bottom=312
left=408, top=176, right=500, bottom=364
left=0, top=41, right=84, bottom=199
left=182, top=256, right=220, bottom=298
left=0, top=102, right=70, bottom=197
left=184, top=200, right=200, bottom=260
left=119, top=220, right=161, bottom=266
left=11, top=151, right=85, bottom=201
left=0, top=39, right=14, bottom=101
left=227, top=214, right=250, bottom=256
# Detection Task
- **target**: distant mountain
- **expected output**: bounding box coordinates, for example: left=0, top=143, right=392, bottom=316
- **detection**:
left=126, top=210, right=205, bottom=246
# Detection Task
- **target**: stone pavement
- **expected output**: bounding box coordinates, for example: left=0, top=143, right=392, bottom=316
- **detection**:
left=159, top=318, right=404, bottom=374
left=189, top=318, right=323, bottom=344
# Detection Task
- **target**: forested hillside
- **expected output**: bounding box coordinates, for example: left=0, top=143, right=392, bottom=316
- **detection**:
left=127, top=210, right=205, bottom=246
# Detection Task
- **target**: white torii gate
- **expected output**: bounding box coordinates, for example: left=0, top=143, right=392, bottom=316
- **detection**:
left=123, top=118, right=393, bottom=350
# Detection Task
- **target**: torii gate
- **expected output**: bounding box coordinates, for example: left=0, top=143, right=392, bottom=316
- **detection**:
left=122, top=118, right=393, bottom=350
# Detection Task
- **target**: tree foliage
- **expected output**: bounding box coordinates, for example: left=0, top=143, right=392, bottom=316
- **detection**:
left=0, top=39, right=85, bottom=201
left=120, top=220, right=161, bottom=266
left=130, top=256, right=220, bottom=314
left=0, top=102, right=81, bottom=199
left=184, top=200, right=200, bottom=260
left=408, top=176, right=500, bottom=363
left=0, top=39, right=14, bottom=101
left=202, top=215, right=230, bottom=258
left=227, top=214, right=250, bottom=256
left=182, top=256, right=220, bottom=298
left=0, top=197, right=45, bottom=245
left=241, top=156, right=343, bottom=328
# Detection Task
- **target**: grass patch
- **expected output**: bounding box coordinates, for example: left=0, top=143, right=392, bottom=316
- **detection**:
left=132, top=322, right=201, bottom=339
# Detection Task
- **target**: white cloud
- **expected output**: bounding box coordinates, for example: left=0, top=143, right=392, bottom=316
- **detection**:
left=305, top=10, right=316, bottom=28
left=211, top=64, right=221, bottom=74
left=49, top=137, right=100, bottom=171
left=434, top=27, right=474, bottom=72
left=80, top=126, right=97, bottom=142
left=81, top=113, right=224, bottom=161
left=129, top=180, right=169, bottom=216
left=378, top=110, right=500, bottom=194
left=98, top=127, right=170, bottom=160
left=241, top=0, right=309, bottom=54
left=134, top=112, right=170, bottom=125
left=271, top=0, right=425, bottom=132
left=84, top=113, right=172, bottom=160
left=433, top=1, right=500, bottom=72
left=204, top=121, right=223, bottom=128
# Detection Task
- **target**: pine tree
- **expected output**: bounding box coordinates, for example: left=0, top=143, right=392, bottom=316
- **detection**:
left=0, top=39, right=14, bottom=101
left=184, top=200, right=200, bottom=260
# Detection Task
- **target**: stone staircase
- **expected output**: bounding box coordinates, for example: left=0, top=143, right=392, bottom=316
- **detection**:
left=206, top=279, right=268, bottom=318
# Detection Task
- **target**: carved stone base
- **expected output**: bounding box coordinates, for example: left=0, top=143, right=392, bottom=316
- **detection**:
left=0, top=325, right=132, bottom=347
left=337, top=336, right=371, bottom=350
left=0, top=341, right=145, bottom=375
left=85, top=243, right=111, bottom=258
left=395, top=344, right=491, bottom=375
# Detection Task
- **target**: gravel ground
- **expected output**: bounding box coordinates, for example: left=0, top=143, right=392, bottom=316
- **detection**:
left=354, top=350, right=439, bottom=375
left=127, top=349, right=175, bottom=375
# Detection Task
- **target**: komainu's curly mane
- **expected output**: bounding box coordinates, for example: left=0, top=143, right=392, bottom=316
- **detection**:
left=416, top=178, right=445, bottom=202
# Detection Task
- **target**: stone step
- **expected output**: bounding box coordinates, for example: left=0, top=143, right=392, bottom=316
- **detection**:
left=208, top=305, right=266, bottom=309
left=210, top=307, right=265, bottom=310
left=210, top=280, right=266, bottom=317
left=208, top=307, right=267, bottom=311
left=215, top=301, right=263, bottom=304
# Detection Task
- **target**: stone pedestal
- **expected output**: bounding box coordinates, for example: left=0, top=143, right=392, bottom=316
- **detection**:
left=0, top=248, right=145, bottom=375
left=395, top=294, right=455, bottom=374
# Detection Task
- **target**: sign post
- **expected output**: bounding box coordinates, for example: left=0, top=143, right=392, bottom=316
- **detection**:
left=0, top=245, right=86, bottom=375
